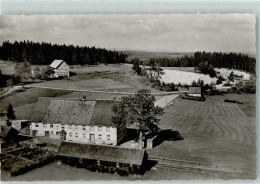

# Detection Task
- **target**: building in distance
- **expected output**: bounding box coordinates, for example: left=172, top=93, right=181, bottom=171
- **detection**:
left=50, top=60, right=70, bottom=77
left=188, top=87, right=202, bottom=97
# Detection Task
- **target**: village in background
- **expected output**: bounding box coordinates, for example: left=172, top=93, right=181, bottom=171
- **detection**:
left=0, top=40, right=256, bottom=180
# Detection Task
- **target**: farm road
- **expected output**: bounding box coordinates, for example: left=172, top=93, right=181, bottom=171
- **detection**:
left=24, top=85, right=188, bottom=96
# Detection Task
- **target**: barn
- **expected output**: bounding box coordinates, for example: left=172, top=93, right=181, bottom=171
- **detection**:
left=57, top=141, right=148, bottom=174
left=50, top=60, right=70, bottom=77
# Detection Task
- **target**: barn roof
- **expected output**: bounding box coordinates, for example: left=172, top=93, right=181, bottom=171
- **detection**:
left=50, top=60, right=65, bottom=69
left=57, top=142, right=146, bottom=165
left=30, top=98, right=119, bottom=127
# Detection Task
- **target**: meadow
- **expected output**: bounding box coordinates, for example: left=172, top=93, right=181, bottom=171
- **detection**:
left=0, top=63, right=164, bottom=120
left=148, top=93, right=256, bottom=176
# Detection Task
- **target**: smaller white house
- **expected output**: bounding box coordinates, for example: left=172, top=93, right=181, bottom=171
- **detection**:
left=50, top=60, right=70, bottom=77
left=188, top=87, right=202, bottom=97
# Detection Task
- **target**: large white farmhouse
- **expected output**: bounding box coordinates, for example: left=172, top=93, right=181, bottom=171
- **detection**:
left=50, top=60, right=70, bottom=77
left=30, top=97, right=127, bottom=146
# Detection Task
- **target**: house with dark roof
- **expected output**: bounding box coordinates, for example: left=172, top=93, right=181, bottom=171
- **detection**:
left=30, top=97, right=127, bottom=146
left=1, top=125, right=19, bottom=151
left=57, top=141, right=148, bottom=174
left=50, top=60, right=70, bottom=77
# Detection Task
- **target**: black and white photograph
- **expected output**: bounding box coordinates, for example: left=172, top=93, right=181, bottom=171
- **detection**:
left=0, top=12, right=257, bottom=181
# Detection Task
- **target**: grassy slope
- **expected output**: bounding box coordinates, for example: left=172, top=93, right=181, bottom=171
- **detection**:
left=147, top=94, right=256, bottom=173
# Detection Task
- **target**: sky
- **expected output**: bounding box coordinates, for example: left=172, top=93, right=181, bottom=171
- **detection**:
left=0, top=14, right=256, bottom=53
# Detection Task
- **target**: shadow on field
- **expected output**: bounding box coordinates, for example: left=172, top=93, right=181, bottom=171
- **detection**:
left=69, top=71, right=77, bottom=76
left=152, top=129, right=183, bottom=148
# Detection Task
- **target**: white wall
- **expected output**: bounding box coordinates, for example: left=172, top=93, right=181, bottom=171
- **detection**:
left=30, top=122, right=120, bottom=145
left=189, top=94, right=201, bottom=97
left=54, top=61, right=70, bottom=77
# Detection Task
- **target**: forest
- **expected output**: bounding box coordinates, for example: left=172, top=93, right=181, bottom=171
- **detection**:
left=0, top=41, right=127, bottom=65
left=137, top=51, right=256, bottom=73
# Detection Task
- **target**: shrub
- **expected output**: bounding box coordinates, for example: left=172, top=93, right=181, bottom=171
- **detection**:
left=216, top=78, right=222, bottom=85
left=223, top=82, right=231, bottom=86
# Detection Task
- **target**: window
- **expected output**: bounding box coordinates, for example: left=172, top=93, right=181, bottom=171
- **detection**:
left=56, top=132, right=59, bottom=135
left=69, top=125, right=72, bottom=129
left=90, top=126, right=94, bottom=131
left=106, top=127, right=110, bottom=132
left=98, top=134, right=102, bottom=139
left=50, top=124, right=53, bottom=128
left=74, top=125, right=78, bottom=129
left=61, top=124, right=65, bottom=129
left=43, top=123, right=47, bottom=128
left=107, top=135, right=110, bottom=140
left=83, top=133, right=86, bottom=138
left=56, top=126, right=59, bottom=130
left=35, top=123, right=39, bottom=127
left=79, top=158, right=83, bottom=164
left=75, top=133, right=78, bottom=137
left=82, top=126, right=86, bottom=130
left=69, top=132, right=73, bottom=137
left=51, top=131, right=54, bottom=135
left=98, top=126, right=102, bottom=131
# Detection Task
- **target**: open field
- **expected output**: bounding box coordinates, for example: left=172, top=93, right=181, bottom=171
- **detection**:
left=26, top=64, right=162, bottom=93
left=1, top=161, right=236, bottom=181
left=0, top=64, right=166, bottom=120
left=148, top=93, right=256, bottom=177
left=160, top=69, right=217, bottom=85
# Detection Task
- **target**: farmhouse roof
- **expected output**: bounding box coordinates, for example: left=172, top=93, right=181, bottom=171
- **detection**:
left=0, top=125, right=18, bottom=139
left=50, top=60, right=66, bottom=69
left=0, top=125, right=12, bottom=138
left=188, top=87, right=201, bottom=94
left=30, top=97, right=119, bottom=127
left=90, top=100, right=118, bottom=126
left=57, top=142, right=147, bottom=165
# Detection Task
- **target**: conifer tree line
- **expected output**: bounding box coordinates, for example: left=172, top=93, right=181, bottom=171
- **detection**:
left=0, top=40, right=127, bottom=65
left=136, top=51, right=256, bottom=73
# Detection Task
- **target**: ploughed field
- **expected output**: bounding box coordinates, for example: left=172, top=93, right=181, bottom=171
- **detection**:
left=147, top=93, right=256, bottom=177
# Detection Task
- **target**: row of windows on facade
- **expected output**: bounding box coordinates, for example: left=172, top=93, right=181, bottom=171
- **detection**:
left=57, top=69, right=68, bottom=71
left=35, top=123, right=111, bottom=132
left=52, top=131, right=111, bottom=140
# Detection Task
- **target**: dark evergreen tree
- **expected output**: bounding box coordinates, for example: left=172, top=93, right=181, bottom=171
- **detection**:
left=6, top=104, right=16, bottom=120
left=0, top=40, right=127, bottom=65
